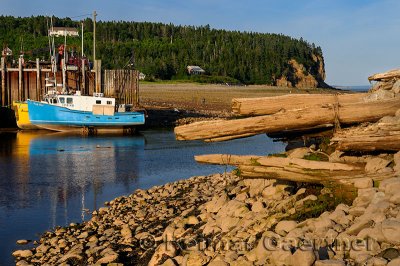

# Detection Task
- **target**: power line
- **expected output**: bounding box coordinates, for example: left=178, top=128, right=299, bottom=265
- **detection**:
left=70, top=13, right=92, bottom=19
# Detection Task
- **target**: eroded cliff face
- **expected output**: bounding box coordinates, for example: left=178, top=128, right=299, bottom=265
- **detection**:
left=276, top=54, right=330, bottom=88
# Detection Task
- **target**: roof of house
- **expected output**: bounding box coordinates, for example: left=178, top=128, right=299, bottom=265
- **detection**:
left=49, top=27, right=79, bottom=36
left=187, top=65, right=205, bottom=72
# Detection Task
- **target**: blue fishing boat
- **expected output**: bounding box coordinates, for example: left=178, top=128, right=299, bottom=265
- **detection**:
left=27, top=91, right=145, bottom=132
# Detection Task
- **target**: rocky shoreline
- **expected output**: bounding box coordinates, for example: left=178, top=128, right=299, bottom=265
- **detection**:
left=12, top=147, right=400, bottom=266
left=10, top=76, right=400, bottom=265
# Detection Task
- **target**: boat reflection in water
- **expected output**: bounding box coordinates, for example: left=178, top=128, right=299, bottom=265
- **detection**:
left=0, top=130, right=145, bottom=264
left=27, top=131, right=145, bottom=225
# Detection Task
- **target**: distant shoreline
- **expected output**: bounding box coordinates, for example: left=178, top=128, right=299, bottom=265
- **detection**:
left=332, top=85, right=371, bottom=92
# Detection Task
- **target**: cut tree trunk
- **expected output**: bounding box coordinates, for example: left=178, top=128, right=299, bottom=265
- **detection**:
left=175, top=98, right=400, bottom=142
left=232, top=93, right=366, bottom=116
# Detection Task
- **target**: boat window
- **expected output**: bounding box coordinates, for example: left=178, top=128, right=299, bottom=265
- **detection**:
left=96, top=100, right=102, bottom=104
left=107, top=101, right=112, bottom=105
left=59, top=97, right=65, bottom=104
left=67, top=98, right=73, bottom=104
left=52, top=99, right=58, bottom=104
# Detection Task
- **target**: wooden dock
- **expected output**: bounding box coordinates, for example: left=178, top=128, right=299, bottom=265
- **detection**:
left=0, top=57, right=140, bottom=108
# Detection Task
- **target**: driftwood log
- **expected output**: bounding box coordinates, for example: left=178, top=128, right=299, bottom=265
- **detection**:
left=332, top=116, right=400, bottom=151
left=195, top=154, right=364, bottom=184
left=232, top=93, right=366, bottom=116
left=368, top=69, right=400, bottom=82
left=175, top=98, right=400, bottom=142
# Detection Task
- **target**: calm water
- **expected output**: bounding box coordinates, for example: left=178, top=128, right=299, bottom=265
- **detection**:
left=0, top=129, right=285, bottom=265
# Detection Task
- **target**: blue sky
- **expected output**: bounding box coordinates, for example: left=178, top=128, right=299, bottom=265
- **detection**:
left=2, top=0, right=399, bottom=85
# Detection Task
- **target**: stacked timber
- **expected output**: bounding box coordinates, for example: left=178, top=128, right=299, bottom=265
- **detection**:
left=175, top=68, right=400, bottom=142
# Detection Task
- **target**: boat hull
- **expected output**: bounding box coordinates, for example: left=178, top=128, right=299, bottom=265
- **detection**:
left=27, top=100, right=145, bottom=132
left=13, top=101, right=41, bottom=130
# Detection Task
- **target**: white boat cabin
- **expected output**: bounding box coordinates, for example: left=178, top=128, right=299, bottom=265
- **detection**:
left=43, top=91, right=115, bottom=112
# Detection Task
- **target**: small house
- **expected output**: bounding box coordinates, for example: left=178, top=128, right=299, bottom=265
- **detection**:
left=139, top=72, right=146, bottom=80
left=49, top=27, right=79, bottom=37
left=2, top=47, right=12, bottom=56
left=187, top=66, right=205, bottom=75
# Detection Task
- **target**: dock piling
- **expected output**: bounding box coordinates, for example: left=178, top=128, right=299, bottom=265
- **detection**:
left=1, top=57, right=5, bottom=106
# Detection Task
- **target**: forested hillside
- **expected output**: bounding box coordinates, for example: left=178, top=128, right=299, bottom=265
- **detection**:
left=0, top=15, right=327, bottom=86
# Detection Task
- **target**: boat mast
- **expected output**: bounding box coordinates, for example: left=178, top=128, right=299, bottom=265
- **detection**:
left=80, top=21, right=85, bottom=94
left=47, top=17, right=58, bottom=93
left=93, top=11, right=96, bottom=67
left=81, top=21, right=84, bottom=58
left=62, top=29, right=67, bottom=93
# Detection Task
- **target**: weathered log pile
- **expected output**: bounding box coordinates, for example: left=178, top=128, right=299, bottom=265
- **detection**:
left=176, top=69, right=400, bottom=144
left=175, top=74, right=400, bottom=142
left=175, top=98, right=400, bottom=142
left=175, top=68, right=400, bottom=185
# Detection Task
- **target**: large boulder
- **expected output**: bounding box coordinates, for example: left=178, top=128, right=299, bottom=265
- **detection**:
left=382, top=219, right=400, bottom=245
left=270, top=249, right=293, bottom=266
left=184, top=251, right=210, bottom=266
left=12, top=250, right=33, bottom=258
left=394, top=151, right=400, bottom=172
left=243, top=179, right=273, bottom=197
left=215, top=215, right=240, bottom=233
left=352, top=188, right=378, bottom=208
left=388, top=257, right=400, bottom=266
left=353, top=178, right=373, bottom=189
left=314, top=260, right=345, bottom=266
left=383, top=179, right=400, bottom=197
left=275, top=220, right=298, bottom=236
left=217, top=199, right=250, bottom=218
left=205, top=192, right=229, bottom=213
left=148, top=242, right=177, bottom=266
left=291, top=249, right=316, bottom=266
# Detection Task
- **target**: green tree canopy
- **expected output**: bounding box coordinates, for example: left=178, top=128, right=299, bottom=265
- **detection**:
left=0, top=15, right=324, bottom=85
